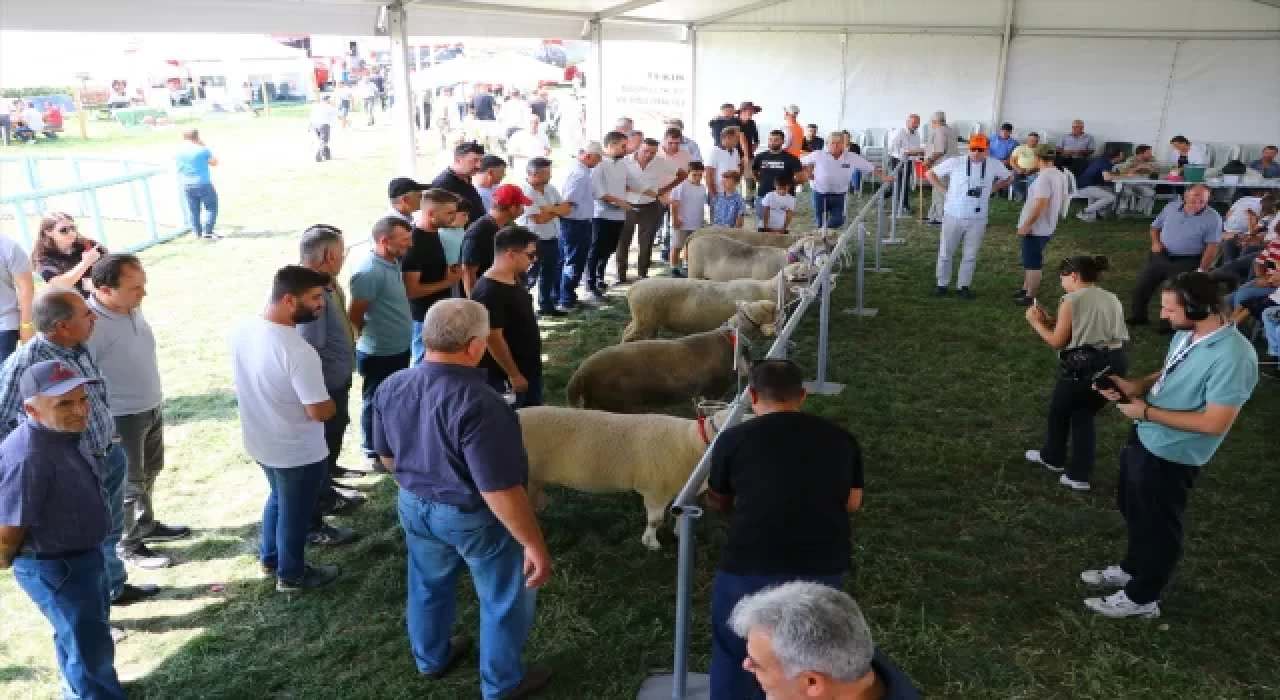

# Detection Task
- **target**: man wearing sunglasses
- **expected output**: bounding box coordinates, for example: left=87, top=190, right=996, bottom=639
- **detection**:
left=470, top=226, right=544, bottom=408
left=925, top=133, right=1013, bottom=299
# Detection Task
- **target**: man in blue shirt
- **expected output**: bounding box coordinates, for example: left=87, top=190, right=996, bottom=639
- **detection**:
left=175, top=129, right=220, bottom=241
left=347, top=217, right=414, bottom=473
left=1074, top=149, right=1125, bottom=222
left=0, top=361, right=126, bottom=700
left=988, top=123, right=1019, bottom=163
left=556, top=141, right=602, bottom=311
left=1249, top=145, right=1279, bottom=178
left=1128, top=185, right=1222, bottom=328
left=1088, top=273, right=1257, bottom=618
left=373, top=298, right=552, bottom=699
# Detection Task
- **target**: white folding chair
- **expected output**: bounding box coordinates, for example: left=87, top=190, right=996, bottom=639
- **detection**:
left=1063, top=168, right=1087, bottom=220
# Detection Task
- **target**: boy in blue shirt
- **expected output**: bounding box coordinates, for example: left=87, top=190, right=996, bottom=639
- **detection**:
left=710, top=171, right=747, bottom=228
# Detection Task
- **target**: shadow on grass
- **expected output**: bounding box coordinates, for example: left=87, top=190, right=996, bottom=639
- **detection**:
left=163, top=390, right=238, bottom=426
left=0, top=665, right=41, bottom=683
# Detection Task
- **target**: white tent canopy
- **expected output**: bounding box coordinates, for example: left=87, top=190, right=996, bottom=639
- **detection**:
left=418, top=52, right=563, bottom=89
left=4, top=0, right=1277, bottom=167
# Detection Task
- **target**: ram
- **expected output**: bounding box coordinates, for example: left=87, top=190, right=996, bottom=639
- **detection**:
left=621, top=262, right=812, bottom=341
left=686, top=233, right=825, bottom=282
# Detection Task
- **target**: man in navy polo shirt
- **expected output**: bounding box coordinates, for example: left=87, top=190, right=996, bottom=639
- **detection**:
left=0, top=361, right=126, bottom=700
left=1074, top=149, right=1125, bottom=222
left=373, top=298, right=552, bottom=699
left=1128, top=185, right=1222, bottom=328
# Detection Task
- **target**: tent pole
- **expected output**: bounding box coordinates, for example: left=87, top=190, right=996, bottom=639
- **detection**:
left=687, top=25, right=697, bottom=138
left=591, top=19, right=604, bottom=139
left=989, top=0, right=1015, bottom=129
left=389, top=1, right=418, bottom=177
left=838, top=32, right=848, bottom=129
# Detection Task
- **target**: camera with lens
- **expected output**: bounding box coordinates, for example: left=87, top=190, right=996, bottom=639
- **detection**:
left=965, top=186, right=984, bottom=198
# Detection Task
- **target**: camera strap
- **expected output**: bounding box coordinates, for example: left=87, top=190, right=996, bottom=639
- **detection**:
left=1150, top=324, right=1231, bottom=396
left=965, top=156, right=988, bottom=188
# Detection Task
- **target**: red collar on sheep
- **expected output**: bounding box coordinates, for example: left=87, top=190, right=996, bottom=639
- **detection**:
left=697, top=413, right=721, bottom=445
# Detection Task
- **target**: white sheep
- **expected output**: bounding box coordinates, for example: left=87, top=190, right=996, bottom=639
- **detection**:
left=566, top=307, right=771, bottom=414
left=622, top=262, right=813, bottom=341
left=687, top=233, right=826, bottom=282
left=688, top=227, right=839, bottom=250
left=518, top=404, right=741, bottom=549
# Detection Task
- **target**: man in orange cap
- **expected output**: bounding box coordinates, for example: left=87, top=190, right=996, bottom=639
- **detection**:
left=925, top=132, right=1014, bottom=299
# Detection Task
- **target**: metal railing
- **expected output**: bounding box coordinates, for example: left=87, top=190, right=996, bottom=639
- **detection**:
left=640, top=159, right=906, bottom=700
left=0, top=154, right=190, bottom=253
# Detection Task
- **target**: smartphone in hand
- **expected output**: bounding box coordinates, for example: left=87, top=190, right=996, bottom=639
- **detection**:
left=1092, top=367, right=1129, bottom=403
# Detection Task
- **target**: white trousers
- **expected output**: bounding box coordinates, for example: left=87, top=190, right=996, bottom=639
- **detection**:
left=936, top=215, right=988, bottom=288
left=1078, top=185, right=1116, bottom=216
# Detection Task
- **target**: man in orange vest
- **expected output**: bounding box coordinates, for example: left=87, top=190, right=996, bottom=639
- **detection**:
left=782, top=105, right=805, bottom=159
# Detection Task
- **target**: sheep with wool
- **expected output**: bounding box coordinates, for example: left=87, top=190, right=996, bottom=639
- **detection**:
left=687, top=227, right=839, bottom=250
left=686, top=233, right=826, bottom=282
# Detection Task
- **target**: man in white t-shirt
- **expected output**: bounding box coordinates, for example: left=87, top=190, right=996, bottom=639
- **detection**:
left=309, top=95, right=340, bottom=162
left=1221, top=194, right=1265, bottom=263
left=506, top=113, right=550, bottom=176
left=801, top=132, right=881, bottom=229
left=1014, top=145, right=1070, bottom=304
left=888, top=113, right=925, bottom=210
left=229, top=265, right=341, bottom=593
left=519, top=157, right=572, bottom=315
left=925, top=133, right=1013, bottom=298
left=706, top=126, right=746, bottom=198
left=759, top=175, right=798, bottom=233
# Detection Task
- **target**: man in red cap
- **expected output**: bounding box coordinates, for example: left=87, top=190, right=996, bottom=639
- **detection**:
left=460, top=184, right=532, bottom=297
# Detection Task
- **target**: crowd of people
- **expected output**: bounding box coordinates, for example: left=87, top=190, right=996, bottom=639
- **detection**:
left=0, top=95, right=1274, bottom=700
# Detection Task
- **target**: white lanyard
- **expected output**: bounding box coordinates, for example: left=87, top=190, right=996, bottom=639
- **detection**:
left=1150, top=323, right=1229, bottom=396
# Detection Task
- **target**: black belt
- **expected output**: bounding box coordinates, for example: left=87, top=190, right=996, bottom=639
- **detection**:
left=17, top=547, right=94, bottom=560
left=1164, top=253, right=1201, bottom=260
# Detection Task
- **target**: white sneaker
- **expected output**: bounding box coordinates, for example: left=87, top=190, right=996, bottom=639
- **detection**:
left=1084, top=590, right=1160, bottom=619
left=1080, top=565, right=1132, bottom=588
left=1076, top=211, right=1096, bottom=222
left=1059, top=474, right=1091, bottom=491
left=1025, top=450, right=1064, bottom=473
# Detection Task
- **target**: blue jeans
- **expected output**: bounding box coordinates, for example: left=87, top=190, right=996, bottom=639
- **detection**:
left=558, top=218, right=592, bottom=306
left=98, top=445, right=128, bottom=601
left=1263, top=306, right=1280, bottom=358
left=811, top=191, right=846, bottom=229
left=356, top=350, right=410, bottom=457
left=710, top=571, right=844, bottom=700
left=258, top=460, right=328, bottom=583
left=1227, top=281, right=1275, bottom=310
left=183, top=183, right=218, bottom=235
left=12, top=550, right=126, bottom=700
left=411, top=320, right=426, bottom=367
left=0, top=329, right=18, bottom=365
left=528, top=238, right=561, bottom=312
left=397, top=490, right=536, bottom=699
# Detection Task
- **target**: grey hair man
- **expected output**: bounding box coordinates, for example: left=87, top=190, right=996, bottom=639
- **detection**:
left=373, top=297, right=553, bottom=697
left=0, top=286, right=159, bottom=612
left=614, top=116, right=634, bottom=134
left=924, top=110, right=959, bottom=224
left=730, top=582, right=919, bottom=699
left=296, top=225, right=363, bottom=547
left=87, top=255, right=190, bottom=571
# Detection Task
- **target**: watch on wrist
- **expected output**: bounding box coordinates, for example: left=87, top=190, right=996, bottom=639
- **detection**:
left=19, top=322, right=33, bottom=330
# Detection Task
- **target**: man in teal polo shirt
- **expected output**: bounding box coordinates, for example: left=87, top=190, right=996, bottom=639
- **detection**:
left=347, top=217, right=414, bottom=472
left=1087, top=272, right=1258, bottom=618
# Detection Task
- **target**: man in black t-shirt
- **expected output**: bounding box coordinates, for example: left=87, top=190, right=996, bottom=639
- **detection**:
left=471, top=88, right=496, bottom=121
left=402, top=190, right=463, bottom=365
left=471, top=226, right=543, bottom=407
left=802, top=124, right=825, bottom=153
left=430, top=141, right=487, bottom=228
left=706, top=359, right=865, bottom=700
left=459, top=184, right=530, bottom=297
left=751, top=130, right=803, bottom=220
left=708, top=103, right=743, bottom=147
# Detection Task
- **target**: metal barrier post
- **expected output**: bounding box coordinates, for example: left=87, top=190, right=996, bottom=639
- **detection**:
left=140, top=177, right=159, bottom=244
left=86, top=185, right=107, bottom=247
left=123, top=161, right=143, bottom=219
left=871, top=187, right=890, bottom=273
left=70, top=158, right=90, bottom=217
left=804, top=273, right=844, bottom=395
left=843, top=222, right=878, bottom=318
left=22, top=156, right=44, bottom=216
left=670, top=509, right=701, bottom=700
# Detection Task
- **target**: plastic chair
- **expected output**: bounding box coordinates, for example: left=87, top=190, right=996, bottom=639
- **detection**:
left=1063, top=168, right=1087, bottom=220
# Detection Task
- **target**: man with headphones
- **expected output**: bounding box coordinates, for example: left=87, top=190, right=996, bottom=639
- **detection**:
left=1128, top=184, right=1222, bottom=330
left=1086, top=272, right=1257, bottom=618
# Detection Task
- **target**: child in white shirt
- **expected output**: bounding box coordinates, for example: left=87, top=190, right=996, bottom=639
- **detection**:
left=760, top=174, right=797, bottom=233
left=668, top=162, right=708, bottom=276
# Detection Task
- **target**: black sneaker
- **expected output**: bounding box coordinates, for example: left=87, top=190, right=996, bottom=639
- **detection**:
left=501, top=665, right=553, bottom=699
left=554, top=304, right=576, bottom=314
left=111, top=582, right=161, bottom=606
left=203, top=232, right=224, bottom=241
left=958, top=287, right=975, bottom=300
left=1014, top=295, right=1034, bottom=307
left=118, top=543, right=172, bottom=570
left=141, top=522, right=191, bottom=542
left=590, top=289, right=607, bottom=301
left=1012, top=288, right=1028, bottom=299
left=275, top=563, right=341, bottom=593
left=322, top=492, right=366, bottom=516
left=933, top=286, right=948, bottom=297
left=422, top=634, right=474, bottom=680
left=307, top=523, right=360, bottom=547
left=671, top=268, right=686, bottom=278
left=330, top=466, right=370, bottom=481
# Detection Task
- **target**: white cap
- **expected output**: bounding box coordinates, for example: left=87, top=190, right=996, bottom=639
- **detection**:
left=581, top=141, right=604, bottom=155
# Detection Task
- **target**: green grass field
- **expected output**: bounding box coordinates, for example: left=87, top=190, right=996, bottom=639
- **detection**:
left=1, top=113, right=1277, bottom=700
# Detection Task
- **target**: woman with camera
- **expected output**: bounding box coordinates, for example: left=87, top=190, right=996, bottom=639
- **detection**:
left=1024, top=255, right=1129, bottom=491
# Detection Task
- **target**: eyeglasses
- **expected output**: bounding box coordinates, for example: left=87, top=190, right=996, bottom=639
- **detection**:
left=969, top=148, right=987, bottom=153
left=54, top=225, right=78, bottom=234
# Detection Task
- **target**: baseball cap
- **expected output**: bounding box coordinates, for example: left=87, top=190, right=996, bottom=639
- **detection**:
left=738, top=101, right=759, bottom=114
left=1034, top=144, right=1058, bottom=159
left=492, top=183, right=533, bottom=207
left=19, top=360, right=99, bottom=401
left=388, top=177, right=429, bottom=200
left=968, top=134, right=990, bottom=150
left=784, top=104, right=800, bottom=115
